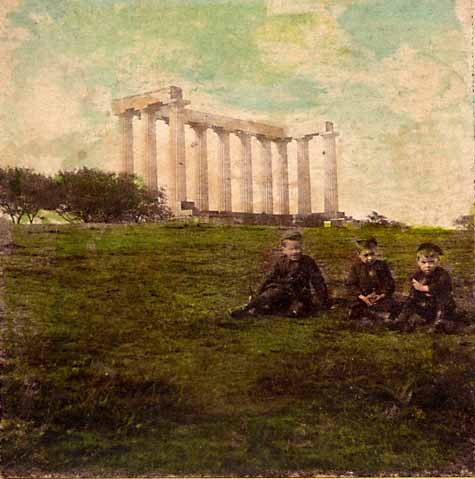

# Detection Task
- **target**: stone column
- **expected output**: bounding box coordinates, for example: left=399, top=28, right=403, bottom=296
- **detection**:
left=322, top=121, right=340, bottom=217
left=119, top=109, right=135, bottom=174
left=213, top=127, right=232, bottom=212
left=142, top=106, right=158, bottom=192
left=296, top=135, right=313, bottom=215
left=168, top=100, right=187, bottom=214
left=274, top=138, right=291, bottom=215
left=190, top=123, right=209, bottom=211
left=236, top=131, right=253, bottom=213
left=256, top=135, right=273, bottom=214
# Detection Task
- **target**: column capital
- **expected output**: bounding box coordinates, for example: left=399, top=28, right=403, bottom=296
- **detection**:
left=141, top=101, right=166, bottom=114
left=211, top=126, right=231, bottom=135
left=274, top=136, right=293, bottom=144
left=118, top=107, right=141, bottom=120
left=168, top=99, right=191, bottom=109
left=321, top=130, right=340, bottom=139
left=119, top=107, right=137, bottom=117
left=234, top=129, right=251, bottom=139
left=255, top=134, right=272, bottom=143
left=188, top=122, right=208, bottom=132
left=296, top=133, right=317, bottom=142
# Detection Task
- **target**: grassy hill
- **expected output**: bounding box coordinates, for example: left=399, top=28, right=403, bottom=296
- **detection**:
left=2, top=223, right=474, bottom=476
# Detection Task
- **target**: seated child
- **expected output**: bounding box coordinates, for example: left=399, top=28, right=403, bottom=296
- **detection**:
left=345, top=237, right=397, bottom=321
left=229, top=230, right=329, bottom=318
left=395, top=243, right=456, bottom=332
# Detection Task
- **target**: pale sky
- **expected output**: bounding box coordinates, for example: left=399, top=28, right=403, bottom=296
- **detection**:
left=0, top=0, right=473, bottom=226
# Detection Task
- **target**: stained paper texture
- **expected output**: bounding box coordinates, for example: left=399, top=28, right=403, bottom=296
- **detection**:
left=1, top=1, right=474, bottom=476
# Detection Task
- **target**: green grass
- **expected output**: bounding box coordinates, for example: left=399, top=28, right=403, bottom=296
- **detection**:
left=2, top=223, right=474, bottom=476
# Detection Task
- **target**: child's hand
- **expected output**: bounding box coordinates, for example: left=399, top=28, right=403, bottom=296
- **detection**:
left=371, top=293, right=385, bottom=304
left=359, top=294, right=373, bottom=307
left=412, top=279, right=429, bottom=292
left=367, top=292, right=378, bottom=304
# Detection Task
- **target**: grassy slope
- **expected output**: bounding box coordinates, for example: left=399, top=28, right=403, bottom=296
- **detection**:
left=2, top=223, right=475, bottom=476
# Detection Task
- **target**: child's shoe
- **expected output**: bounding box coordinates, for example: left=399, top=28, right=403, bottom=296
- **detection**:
left=229, top=304, right=255, bottom=319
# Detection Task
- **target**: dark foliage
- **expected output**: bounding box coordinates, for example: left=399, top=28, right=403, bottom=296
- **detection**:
left=454, top=214, right=474, bottom=231
left=55, top=167, right=171, bottom=223
left=0, top=167, right=58, bottom=223
left=365, top=210, right=405, bottom=227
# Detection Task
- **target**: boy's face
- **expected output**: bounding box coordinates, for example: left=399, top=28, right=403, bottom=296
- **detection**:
left=417, top=255, right=439, bottom=275
left=282, top=240, right=302, bottom=261
left=358, top=247, right=377, bottom=265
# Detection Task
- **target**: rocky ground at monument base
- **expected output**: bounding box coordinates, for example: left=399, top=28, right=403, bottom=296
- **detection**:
left=1, top=223, right=474, bottom=477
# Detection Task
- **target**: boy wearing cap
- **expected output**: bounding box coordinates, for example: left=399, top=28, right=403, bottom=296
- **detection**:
left=395, top=243, right=456, bottom=332
left=345, top=237, right=397, bottom=322
left=229, top=230, right=329, bottom=318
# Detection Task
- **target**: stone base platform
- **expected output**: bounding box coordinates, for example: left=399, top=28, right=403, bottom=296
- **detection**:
left=180, top=210, right=346, bottom=227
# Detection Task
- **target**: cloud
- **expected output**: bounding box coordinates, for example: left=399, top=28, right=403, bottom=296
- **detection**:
left=258, top=5, right=357, bottom=68
left=1, top=140, right=71, bottom=175
left=351, top=42, right=468, bottom=122
left=0, top=1, right=27, bottom=92
left=0, top=0, right=30, bottom=142
left=14, top=68, right=88, bottom=141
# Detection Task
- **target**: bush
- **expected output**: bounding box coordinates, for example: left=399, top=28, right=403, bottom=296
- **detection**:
left=0, top=167, right=58, bottom=223
left=55, top=167, right=171, bottom=223
left=365, top=210, right=405, bottom=227
left=454, top=215, right=474, bottom=231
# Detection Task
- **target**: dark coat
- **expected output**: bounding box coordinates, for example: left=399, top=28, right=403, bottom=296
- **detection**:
left=408, top=267, right=455, bottom=308
left=346, top=260, right=395, bottom=297
left=258, top=254, right=328, bottom=303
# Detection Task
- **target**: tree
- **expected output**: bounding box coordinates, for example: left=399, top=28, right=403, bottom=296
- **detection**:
left=55, top=167, right=171, bottom=223
left=366, top=211, right=390, bottom=225
left=454, top=214, right=474, bottom=231
left=364, top=210, right=405, bottom=227
left=0, top=167, right=58, bottom=224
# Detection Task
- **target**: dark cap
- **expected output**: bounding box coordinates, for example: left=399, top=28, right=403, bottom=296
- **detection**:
left=417, top=242, right=443, bottom=256
left=281, top=230, right=303, bottom=242
left=356, top=237, right=378, bottom=250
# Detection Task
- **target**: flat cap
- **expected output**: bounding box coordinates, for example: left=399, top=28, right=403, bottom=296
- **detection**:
left=417, top=242, right=443, bottom=256
left=356, top=237, right=378, bottom=249
left=281, top=230, right=303, bottom=242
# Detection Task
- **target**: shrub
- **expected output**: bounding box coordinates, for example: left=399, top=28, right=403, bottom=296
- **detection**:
left=55, top=167, right=171, bottom=223
left=0, top=167, right=58, bottom=223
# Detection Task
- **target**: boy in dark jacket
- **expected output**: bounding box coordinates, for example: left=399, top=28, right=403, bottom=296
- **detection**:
left=346, top=237, right=397, bottom=321
left=395, top=243, right=456, bottom=332
left=229, top=230, right=329, bottom=318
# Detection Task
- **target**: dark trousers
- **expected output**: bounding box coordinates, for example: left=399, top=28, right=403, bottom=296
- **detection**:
left=398, top=297, right=456, bottom=323
left=249, top=286, right=324, bottom=317
left=348, top=296, right=399, bottom=321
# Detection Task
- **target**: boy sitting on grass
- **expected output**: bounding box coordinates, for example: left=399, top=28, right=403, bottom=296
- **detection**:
left=346, top=237, right=398, bottom=322
left=394, top=243, right=457, bottom=333
left=229, top=230, right=330, bottom=319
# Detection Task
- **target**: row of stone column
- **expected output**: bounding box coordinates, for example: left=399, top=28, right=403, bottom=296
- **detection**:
left=118, top=104, right=338, bottom=216
left=119, top=101, right=189, bottom=214
left=186, top=126, right=292, bottom=215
